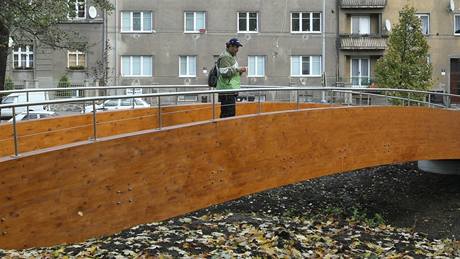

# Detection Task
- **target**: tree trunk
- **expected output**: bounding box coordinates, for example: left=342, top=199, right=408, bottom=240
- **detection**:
left=0, top=22, right=9, bottom=91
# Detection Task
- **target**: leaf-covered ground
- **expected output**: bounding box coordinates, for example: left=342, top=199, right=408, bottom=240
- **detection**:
left=1, top=162, right=460, bottom=258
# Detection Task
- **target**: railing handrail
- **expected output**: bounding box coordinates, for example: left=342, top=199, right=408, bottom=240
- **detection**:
left=0, top=84, right=284, bottom=95
left=0, top=86, right=459, bottom=109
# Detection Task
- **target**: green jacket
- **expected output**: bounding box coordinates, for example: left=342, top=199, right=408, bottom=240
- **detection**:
left=216, top=50, right=241, bottom=90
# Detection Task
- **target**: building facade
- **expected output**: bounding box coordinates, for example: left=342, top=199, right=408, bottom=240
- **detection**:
left=5, top=0, right=460, bottom=98
left=337, top=0, right=388, bottom=88
left=382, top=0, right=460, bottom=96
left=106, top=0, right=337, bottom=88
left=5, top=0, right=107, bottom=89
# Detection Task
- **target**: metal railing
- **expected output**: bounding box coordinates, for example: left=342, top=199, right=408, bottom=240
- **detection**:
left=1, top=86, right=459, bottom=158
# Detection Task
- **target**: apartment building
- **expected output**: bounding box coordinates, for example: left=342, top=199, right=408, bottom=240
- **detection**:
left=337, top=0, right=460, bottom=99
left=106, top=0, right=337, bottom=87
left=5, top=0, right=107, bottom=88
left=337, top=0, right=388, bottom=88
left=382, top=0, right=460, bottom=98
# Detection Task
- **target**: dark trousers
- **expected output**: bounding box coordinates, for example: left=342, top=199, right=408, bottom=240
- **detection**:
left=219, top=93, right=237, bottom=118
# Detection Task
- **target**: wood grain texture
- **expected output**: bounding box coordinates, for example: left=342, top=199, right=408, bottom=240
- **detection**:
left=0, top=103, right=327, bottom=157
left=0, top=106, right=459, bottom=249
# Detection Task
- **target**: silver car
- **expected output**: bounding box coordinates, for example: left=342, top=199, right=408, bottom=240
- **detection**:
left=84, top=98, right=150, bottom=112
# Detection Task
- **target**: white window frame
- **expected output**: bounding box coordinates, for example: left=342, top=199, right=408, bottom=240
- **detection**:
left=13, top=45, right=34, bottom=69
left=67, top=50, right=86, bottom=68
left=454, top=15, right=460, bottom=35
left=248, top=56, right=265, bottom=77
left=351, top=15, right=371, bottom=35
left=290, top=12, right=322, bottom=33
left=68, top=0, right=86, bottom=20
left=416, top=14, right=430, bottom=35
left=120, top=56, right=153, bottom=77
left=290, top=56, right=322, bottom=77
left=237, top=12, right=259, bottom=33
left=179, top=56, right=197, bottom=77
left=120, top=11, right=153, bottom=33
left=350, top=57, right=371, bottom=88
left=184, top=11, right=206, bottom=33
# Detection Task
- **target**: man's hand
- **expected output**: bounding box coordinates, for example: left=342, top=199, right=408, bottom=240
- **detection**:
left=239, top=67, right=247, bottom=74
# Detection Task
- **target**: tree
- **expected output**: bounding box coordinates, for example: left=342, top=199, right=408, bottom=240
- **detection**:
left=375, top=5, right=432, bottom=103
left=0, top=0, right=113, bottom=90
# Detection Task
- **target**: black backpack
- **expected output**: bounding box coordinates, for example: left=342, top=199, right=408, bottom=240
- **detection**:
left=208, top=57, right=221, bottom=88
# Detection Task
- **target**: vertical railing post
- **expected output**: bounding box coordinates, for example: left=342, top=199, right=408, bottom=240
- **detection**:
left=175, top=87, right=178, bottom=106
left=157, top=96, right=162, bottom=129
left=428, top=94, right=431, bottom=108
left=12, top=106, right=19, bottom=157
left=132, top=87, right=136, bottom=109
left=212, top=90, right=216, bottom=121
left=26, top=91, right=30, bottom=117
left=407, top=92, right=411, bottom=106
left=92, top=100, right=97, bottom=141
left=258, top=90, right=262, bottom=114
left=359, top=92, right=363, bottom=106
left=296, top=89, right=300, bottom=110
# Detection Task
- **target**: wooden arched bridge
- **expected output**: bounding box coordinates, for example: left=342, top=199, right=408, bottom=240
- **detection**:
left=0, top=86, right=459, bottom=249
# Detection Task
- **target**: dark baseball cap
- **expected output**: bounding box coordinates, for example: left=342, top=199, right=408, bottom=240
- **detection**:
left=226, top=38, right=243, bottom=47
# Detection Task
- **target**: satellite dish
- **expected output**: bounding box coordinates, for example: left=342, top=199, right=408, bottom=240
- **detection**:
left=385, top=19, right=392, bottom=32
left=449, top=0, right=455, bottom=12
left=88, top=6, right=97, bottom=19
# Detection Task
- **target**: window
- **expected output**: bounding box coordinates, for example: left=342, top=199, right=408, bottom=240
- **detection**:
left=238, top=12, right=258, bottom=33
left=104, top=100, right=118, bottom=107
left=351, top=16, right=370, bottom=35
left=416, top=14, right=429, bottom=35
left=351, top=58, right=370, bottom=87
left=121, top=56, right=153, bottom=77
left=248, top=56, right=265, bottom=77
left=291, top=12, right=321, bottom=33
left=68, top=0, right=86, bottom=19
left=184, top=12, right=205, bottom=33
left=13, top=45, right=34, bottom=69
left=179, top=56, right=196, bottom=77
left=68, top=51, right=86, bottom=69
left=121, top=11, right=153, bottom=32
left=290, top=56, right=322, bottom=76
left=455, top=15, right=460, bottom=34
left=3, top=96, right=17, bottom=104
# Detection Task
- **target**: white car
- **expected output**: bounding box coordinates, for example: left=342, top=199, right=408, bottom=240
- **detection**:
left=8, top=111, right=57, bottom=122
left=84, top=98, right=150, bottom=112
left=1, top=92, right=49, bottom=119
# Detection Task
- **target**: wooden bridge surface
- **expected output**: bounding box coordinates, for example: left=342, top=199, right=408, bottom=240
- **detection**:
left=0, top=104, right=459, bottom=249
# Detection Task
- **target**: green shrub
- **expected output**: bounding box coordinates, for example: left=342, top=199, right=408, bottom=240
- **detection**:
left=57, top=75, right=72, bottom=97
left=4, top=76, right=14, bottom=91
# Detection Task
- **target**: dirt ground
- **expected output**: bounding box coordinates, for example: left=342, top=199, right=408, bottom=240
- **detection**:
left=198, top=162, right=460, bottom=240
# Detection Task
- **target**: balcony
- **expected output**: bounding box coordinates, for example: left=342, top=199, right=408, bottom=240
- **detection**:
left=340, top=0, right=387, bottom=9
left=340, top=34, right=387, bottom=50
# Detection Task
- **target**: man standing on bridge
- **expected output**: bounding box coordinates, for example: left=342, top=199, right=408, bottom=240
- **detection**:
left=217, top=38, right=247, bottom=118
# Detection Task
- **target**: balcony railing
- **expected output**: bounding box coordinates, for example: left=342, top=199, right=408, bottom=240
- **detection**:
left=340, top=34, right=387, bottom=50
left=340, top=0, right=387, bottom=8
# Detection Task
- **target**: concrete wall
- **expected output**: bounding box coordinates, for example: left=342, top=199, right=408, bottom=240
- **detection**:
left=107, top=0, right=337, bottom=87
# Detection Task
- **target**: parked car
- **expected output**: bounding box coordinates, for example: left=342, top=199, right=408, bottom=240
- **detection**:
left=1, top=92, right=49, bottom=119
left=83, top=98, right=150, bottom=112
left=8, top=111, right=57, bottom=122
